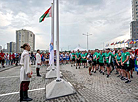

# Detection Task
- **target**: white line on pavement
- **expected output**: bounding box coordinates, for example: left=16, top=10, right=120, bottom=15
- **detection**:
left=0, top=87, right=45, bottom=97
left=0, top=76, right=19, bottom=79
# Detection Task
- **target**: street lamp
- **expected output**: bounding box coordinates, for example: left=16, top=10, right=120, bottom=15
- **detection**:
left=82, top=32, right=92, bottom=50
left=68, top=45, right=71, bottom=51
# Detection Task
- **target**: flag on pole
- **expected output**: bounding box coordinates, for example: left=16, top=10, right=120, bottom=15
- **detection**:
left=39, top=7, right=52, bottom=22
left=49, top=43, right=54, bottom=65
left=125, top=39, right=129, bottom=43
left=111, top=42, right=114, bottom=45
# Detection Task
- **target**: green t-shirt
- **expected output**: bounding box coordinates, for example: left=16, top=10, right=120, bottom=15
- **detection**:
left=93, top=52, right=97, bottom=61
left=121, top=52, right=130, bottom=65
left=76, top=52, right=81, bottom=58
left=106, top=52, right=112, bottom=64
left=99, top=53, right=105, bottom=63
left=72, top=53, right=75, bottom=59
left=81, top=54, right=86, bottom=61
left=116, top=54, right=121, bottom=64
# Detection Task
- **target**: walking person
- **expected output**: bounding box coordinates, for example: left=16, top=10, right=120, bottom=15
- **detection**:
left=20, top=43, right=33, bottom=101
left=121, top=48, right=131, bottom=83
left=0, top=50, right=5, bottom=68
left=36, top=49, right=41, bottom=77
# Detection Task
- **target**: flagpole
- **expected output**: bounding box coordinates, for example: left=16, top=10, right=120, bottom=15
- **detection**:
left=56, top=0, right=60, bottom=81
left=52, top=1, right=55, bottom=70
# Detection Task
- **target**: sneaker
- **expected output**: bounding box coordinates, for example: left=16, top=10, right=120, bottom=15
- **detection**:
left=117, top=75, right=121, bottom=77
left=107, top=74, right=109, bottom=78
left=71, top=65, right=72, bottom=67
left=103, top=72, right=104, bottom=75
left=79, top=67, right=80, bottom=69
left=3, top=66, right=5, bottom=68
left=125, top=80, right=131, bottom=83
left=115, top=71, right=119, bottom=75
left=74, top=65, right=75, bottom=66
left=121, top=77, right=125, bottom=80
left=94, top=71, right=96, bottom=73
left=131, top=75, right=133, bottom=78
left=91, top=70, right=93, bottom=72
left=76, top=67, right=77, bottom=69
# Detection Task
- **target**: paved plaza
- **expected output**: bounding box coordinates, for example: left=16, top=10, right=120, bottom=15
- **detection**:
left=0, top=64, right=138, bottom=102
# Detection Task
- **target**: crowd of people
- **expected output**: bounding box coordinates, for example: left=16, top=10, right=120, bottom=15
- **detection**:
left=0, top=50, right=50, bottom=68
left=69, top=48, right=138, bottom=84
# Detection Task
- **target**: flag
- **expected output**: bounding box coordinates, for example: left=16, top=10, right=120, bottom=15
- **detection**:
left=39, top=7, right=52, bottom=23
left=105, top=44, right=109, bottom=47
left=111, top=42, right=114, bottom=45
left=49, top=43, right=54, bottom=65
left=121, top=40, right=124, bottom=44
left=129, top=40, right=134, bottom=44
left=125, top=39, right=129, bottom=43
left=134, top=40, right=137, bottom=44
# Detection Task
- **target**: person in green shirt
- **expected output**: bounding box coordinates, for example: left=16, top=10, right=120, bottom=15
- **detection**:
left=105, top=48, right=112, bottom=78
left=92, top=50, right=97, bottom=73
left=96, top=49, right=100, bottom=70
left=99, top=50, right=105, bottom=75
left=84, top=50, right=88, bottom=68
left=71, top=50, right=75, bottom=67
left=115, top=51, right=122, bottom=77
left=121, top=48, right=131, bottom=83
left=75, top=49, right=81, bottom=69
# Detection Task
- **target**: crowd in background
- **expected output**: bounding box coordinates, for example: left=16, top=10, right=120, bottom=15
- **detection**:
left=1, top=48, right=138, bottom=84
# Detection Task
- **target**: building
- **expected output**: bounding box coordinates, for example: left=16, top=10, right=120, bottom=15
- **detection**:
left=16, top=29, right=35, bottom=53
left=132, top=0, right=138, bottom=21
left=7, top=43, right=10, bottom=52
left=7, top=42, right=16, bottom=53
left=129, top=0, right=138, bottom=47
left=0, top=46, right=2, bottom=51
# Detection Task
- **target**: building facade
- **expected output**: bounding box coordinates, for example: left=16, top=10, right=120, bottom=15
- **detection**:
left=129, top=0, right=138, bottom=47
left=132, top=0, right=138, bottom=21
left=7, top=42, right=16, bottom=53
left=16, top=29, right=35, bottom=53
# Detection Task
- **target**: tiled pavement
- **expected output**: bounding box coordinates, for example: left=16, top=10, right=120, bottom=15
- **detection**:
left=0, top=64, right=138, bottom=102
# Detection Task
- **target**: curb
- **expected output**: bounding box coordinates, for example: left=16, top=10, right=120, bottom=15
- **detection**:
left=0, top=66, right=17, bottom=72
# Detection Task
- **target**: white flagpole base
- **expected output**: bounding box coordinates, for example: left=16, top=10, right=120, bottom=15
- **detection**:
left=46, top=69, right=62, bottom=79
left=46, top=79, right=76, bottom=100
left=46, top=66, right=56, bottom=71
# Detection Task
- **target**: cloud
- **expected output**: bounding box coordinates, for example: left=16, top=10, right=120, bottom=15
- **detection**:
left=0, top=0, right=132, bottom=50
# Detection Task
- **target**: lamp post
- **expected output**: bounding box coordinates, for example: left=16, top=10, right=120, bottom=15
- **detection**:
left=68, top=45, right=71, bottom=51
left=82, top=32, right=92, bottom=50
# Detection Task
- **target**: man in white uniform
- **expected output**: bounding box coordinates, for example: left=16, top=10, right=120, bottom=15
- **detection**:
left=20, top=43, right=33, bottom=101
left=36, top=49, right=41, bottom=77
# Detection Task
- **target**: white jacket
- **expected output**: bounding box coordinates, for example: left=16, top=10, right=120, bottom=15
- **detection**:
left=20, top=50, right=31, bottom=82
left=36, top=53, right=41, bottom=68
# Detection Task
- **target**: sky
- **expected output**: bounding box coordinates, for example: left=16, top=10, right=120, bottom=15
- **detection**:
left=0, top=0, right=132, bottom=51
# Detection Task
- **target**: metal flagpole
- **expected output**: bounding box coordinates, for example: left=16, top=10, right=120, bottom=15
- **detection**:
left=46, top=0, right=75, bottom=100
left=52, top=1, right=55, bottom=70
left=56, top=0, right=60, bottom=81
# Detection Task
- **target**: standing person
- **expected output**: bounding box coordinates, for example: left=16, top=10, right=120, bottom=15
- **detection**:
left=6, top=53, right=10, bottom=65
left=105, top=48, right=112, bottom=78
left=36, top=49, right=41, bottom=77
left=128, top=49, right=135, bottom=78
left=121, top=48, right=131, bottom=83
left=92, top=50, right=97, bottom=73
left=75, top=49, right=81, bottom=69
left=0, top=50, right=5, bottom=68
left=71, top=50, right=76, bottom=67
left=116, top=51, right=122, bottom=77
left=88, top=51, right=93, bottom=75
left=99, top=50, right=105, bottom=75
left=20, top=43, right=33, bottom=101
left=81, top=51, right=86, bottom=68
left=12, top=53, right=15, bottom=65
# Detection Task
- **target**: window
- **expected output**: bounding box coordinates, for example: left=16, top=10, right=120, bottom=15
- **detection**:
left=136, top=12, right=138, bottom=14
left=30, top=34, right=32, bottom=37
left=136, top=2, right=138, bottom=4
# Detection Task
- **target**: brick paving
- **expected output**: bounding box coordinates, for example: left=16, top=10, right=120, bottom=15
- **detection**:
left=0, top=64, right=138, bottom=102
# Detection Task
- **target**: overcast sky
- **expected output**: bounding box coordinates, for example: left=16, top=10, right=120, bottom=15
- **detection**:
left=0, top=0, right=132, bottom=50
